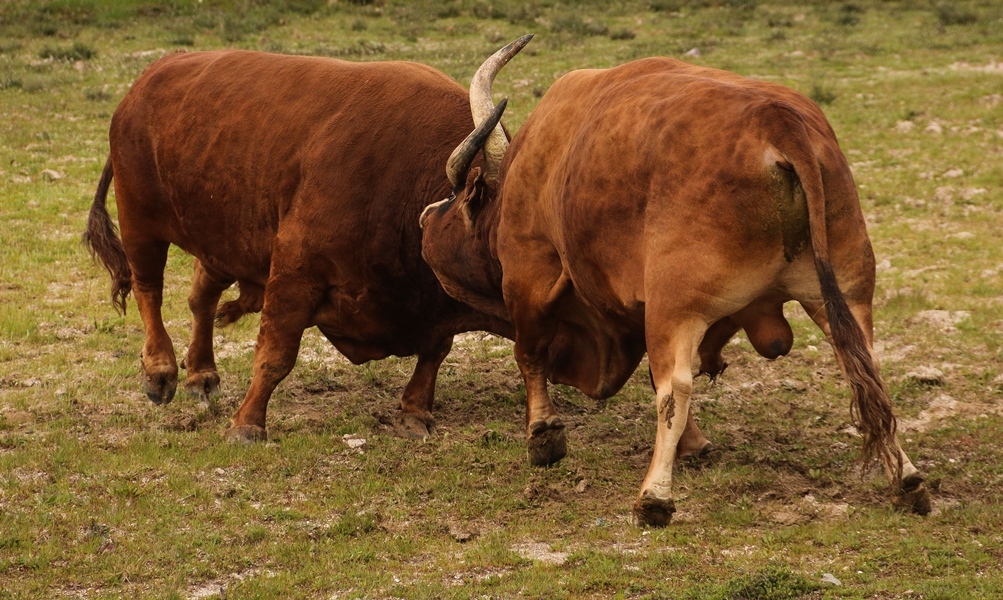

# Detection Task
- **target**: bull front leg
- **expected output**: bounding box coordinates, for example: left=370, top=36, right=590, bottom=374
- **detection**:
left=507, top=270, right=572, bottom=467
left=226, top=256, right=323, bottom=443
left=394, top=336, right=454, bottom=439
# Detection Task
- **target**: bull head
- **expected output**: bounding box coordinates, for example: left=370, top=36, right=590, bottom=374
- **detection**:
left=419, top=35, right=531, bottom=323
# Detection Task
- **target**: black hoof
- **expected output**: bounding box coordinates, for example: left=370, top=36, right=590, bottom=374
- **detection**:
left=633, top=491, right=676, bottom=527
left=894, top=473, right=932, bottom=516
left=143, top=366, right=178, bottom=405
left=527, top=417, right=567, bottom=466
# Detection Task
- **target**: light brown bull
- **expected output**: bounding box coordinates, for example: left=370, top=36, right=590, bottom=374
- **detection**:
left=84, top=47, right=522, bottom=442
left=420, top=50, right=931, bottom=525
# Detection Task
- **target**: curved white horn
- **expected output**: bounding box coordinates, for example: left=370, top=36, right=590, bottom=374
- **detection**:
left=469, top=34, right=533, bottom=181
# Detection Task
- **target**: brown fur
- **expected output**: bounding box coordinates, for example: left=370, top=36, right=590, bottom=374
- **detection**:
left=422, top=56, right=918, bottom=518
left=86, top=49, right=511, bottom=437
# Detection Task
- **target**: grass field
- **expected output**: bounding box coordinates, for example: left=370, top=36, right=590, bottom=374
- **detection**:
left=2, top=0, right=1003, bottom=597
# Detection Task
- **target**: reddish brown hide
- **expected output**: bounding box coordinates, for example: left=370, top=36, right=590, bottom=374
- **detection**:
left=421, top=55, right=931, bottom=525
left=85, top=49, right=514, bottom=442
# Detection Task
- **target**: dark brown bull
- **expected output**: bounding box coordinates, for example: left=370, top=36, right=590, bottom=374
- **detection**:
left=420, top=52, right=932, bottom=525
left=84, top=46, right=526, bottom=442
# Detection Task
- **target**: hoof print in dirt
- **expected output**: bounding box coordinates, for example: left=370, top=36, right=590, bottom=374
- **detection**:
left=527, top=418, right=567, bottom=466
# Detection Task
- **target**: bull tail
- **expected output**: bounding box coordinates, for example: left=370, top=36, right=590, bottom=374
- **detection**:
left=769, top=103, right=901, bottom=480
left=83, top=157, right=132, bottom=313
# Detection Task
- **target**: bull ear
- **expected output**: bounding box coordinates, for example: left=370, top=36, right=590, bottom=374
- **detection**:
left=458, top=167, right=488, bottom=227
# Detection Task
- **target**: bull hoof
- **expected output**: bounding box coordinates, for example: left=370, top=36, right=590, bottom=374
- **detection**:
left=394, top=412, right=433, bottom=440
left=184, top=371, right=221, bottom=401
left=142, top=365, right=178, bottom=405
left=225, top=423, right=267, bottom=444
left=633, top=491, right=676, bottom=527
left=893, top=473, right=932, bottom=516
left=679, top=442, right=716, bottom=463
left=527, top=417, right=567, bottom=466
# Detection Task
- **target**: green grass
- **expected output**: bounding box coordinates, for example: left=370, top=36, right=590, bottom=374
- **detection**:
left=1, top=0, right=1003, bottom=597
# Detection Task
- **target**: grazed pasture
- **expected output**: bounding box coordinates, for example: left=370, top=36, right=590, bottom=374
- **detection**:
left=1, top=1, right=1002, bottom=598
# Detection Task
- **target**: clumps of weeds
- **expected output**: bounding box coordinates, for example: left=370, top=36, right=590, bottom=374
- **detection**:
left=648, top=0, right=681, bottom=12
left=936, top=3, right=978, bottom=26
left=766, top=12, right=794, bottom=28
left=312, top=40, right=386, bottom=57
left=810, top=83, right=837, bottom=105
left=472, top=2, right=506, bottom=19
left=610, top=28, right=636, bottom=40
left=38, top=42, right=96, bottom=62
left=837, top=3, right=864, bottom=26
left=715, top=565, right=823, bottom=600
left=550, top=14, right=608, bottom=36
left=85, top=87, right=112, bottom=102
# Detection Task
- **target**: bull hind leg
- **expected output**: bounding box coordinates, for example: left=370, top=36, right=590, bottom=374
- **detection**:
left=216, top=280, right=264, bottom=327
left=636, top=318, right=708, bottom=526
left=182, top=260, right=234, bottom=402
left=697, top=317, right=740, bottom=379
left=648, top=366, right=714, bottom=459
left=122, top=237, right=178, bottom=405
left=394, top=337, right=453, bottom=440
left=800, top=299, right=931, bottom=515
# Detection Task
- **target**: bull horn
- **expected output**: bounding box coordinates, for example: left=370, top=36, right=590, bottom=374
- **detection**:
left=446, top=98, right=508, bottom=189
left=469, top=34, right=533, bottom=181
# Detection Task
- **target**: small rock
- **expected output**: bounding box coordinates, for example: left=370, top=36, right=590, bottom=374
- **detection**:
left=961, top=187, right=987, bottom=201
left=511, top=542, right=569, bottom=565
left=925, top=121, right=943, bottom=135
left=342, top=434, right=366, bottom=451
left=769, top=511, right=803, bottom=525
left=821, top=573, right=842, bottom=586
left=942, top=167, right=964, bottom=178
left=839, top=425, right=862, bottom=438
left=904, top=366, right=944, bottom=386
left=683, top=47, right=700, bottom=57
left=573, top=479, right=588, bottom=494
left=911, top=309, right=970, bottom=333
left=781, top=378, right=808, bottom=392
left=980, top=93, right=1002, bottom=108
left=40, top=169, right=63, bottom=181
left=895, top=120, right=915, bottom=133
left=449, top=524, right=475, bottom=543
left=214, top=467, right=226, bottom=477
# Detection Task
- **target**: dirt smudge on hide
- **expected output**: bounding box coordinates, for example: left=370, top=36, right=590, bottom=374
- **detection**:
left=769, top=166, right=810, bottom=262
